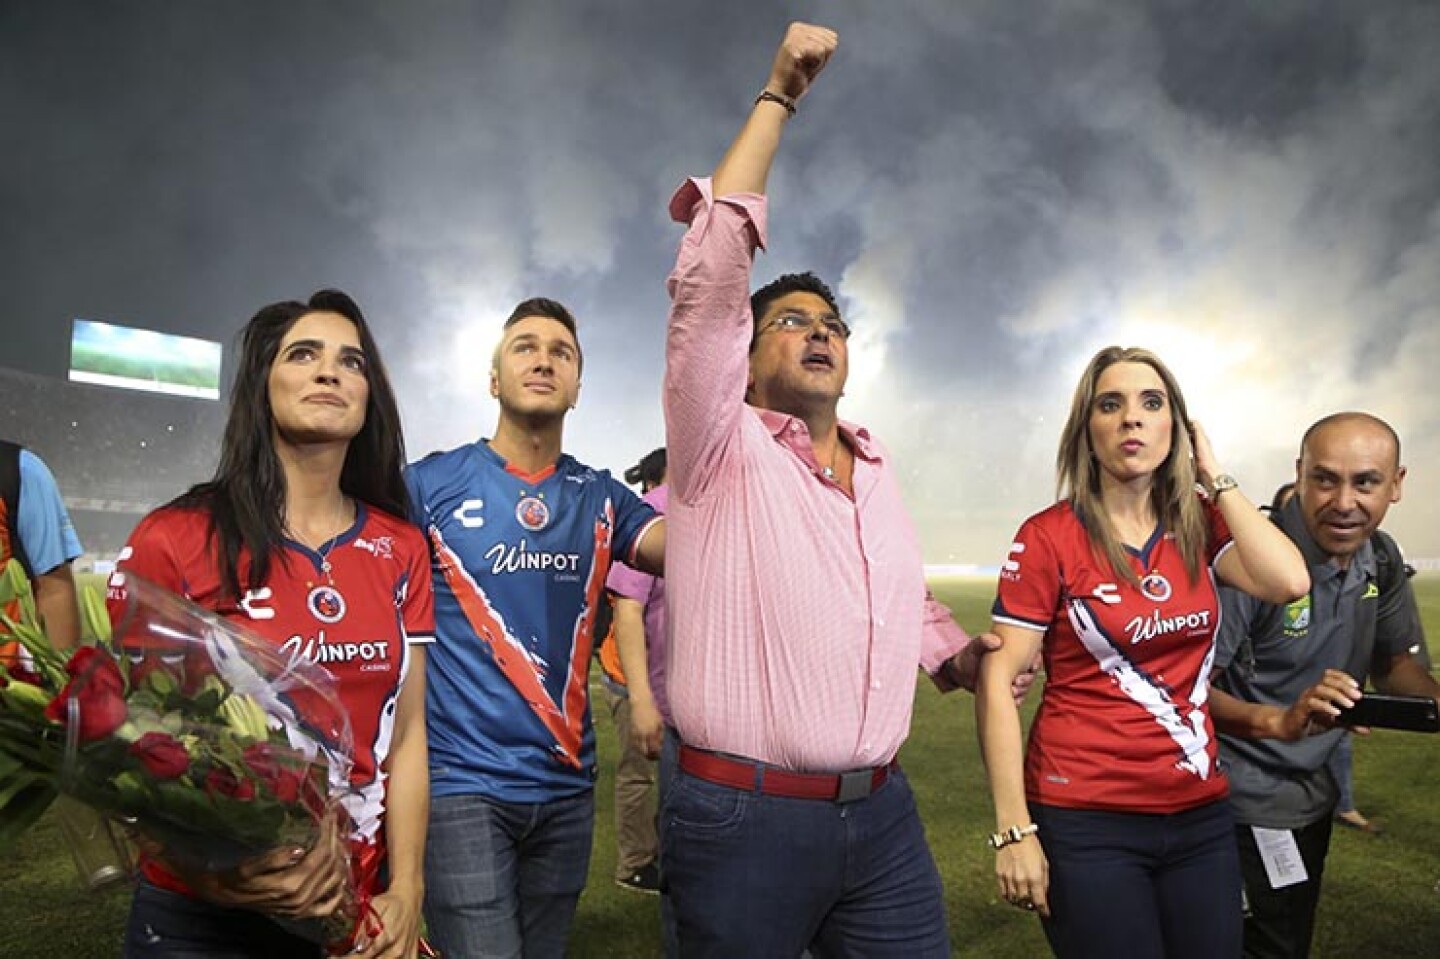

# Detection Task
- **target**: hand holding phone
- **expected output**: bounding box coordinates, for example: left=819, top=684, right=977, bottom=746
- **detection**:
left=1336, top=694, right=1440, bottom=733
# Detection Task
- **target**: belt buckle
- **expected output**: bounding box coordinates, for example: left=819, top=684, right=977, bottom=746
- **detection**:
left=835, top=769, right=874, bottom=804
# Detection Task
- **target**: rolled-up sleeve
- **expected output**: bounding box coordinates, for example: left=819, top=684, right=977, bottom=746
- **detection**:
left=664, top=177, right=769, bottom=506
left=919, top=592, right=972, bottom=674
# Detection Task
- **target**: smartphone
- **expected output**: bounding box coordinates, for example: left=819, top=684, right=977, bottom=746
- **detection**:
left=1336, top=694, right=1440, bottom=733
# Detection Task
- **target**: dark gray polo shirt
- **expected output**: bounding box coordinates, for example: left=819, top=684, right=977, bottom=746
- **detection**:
left=1213, top=498, right=1424, bottom=828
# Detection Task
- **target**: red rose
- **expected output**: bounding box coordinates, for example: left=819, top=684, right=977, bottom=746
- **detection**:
left=242, top=742, right=280, bottom=780
left=269, top=768, right=303, bottom=804
left=129, top=732, right=190, bottom=780
left=182, top=649, right=219, bottom=695
left=243, top=742, right=303, bottom=804
left=44, top=646, right=129, bottom=743
left=300, top=767, right=331, bottom=817
left=203, top=766, right=257, bottom=801
left=128, top=654, right=178, bottom=691
left=1, top=661, right=42, bottom=687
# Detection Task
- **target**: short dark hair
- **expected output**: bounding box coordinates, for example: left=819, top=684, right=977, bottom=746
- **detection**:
left=498, top=297, right=583, bottom=372
left=1300, top=412, right=1401, bottom=467
left=749, top=272, right=840, bottom=350
left=623, top=447, right=667, bottom=491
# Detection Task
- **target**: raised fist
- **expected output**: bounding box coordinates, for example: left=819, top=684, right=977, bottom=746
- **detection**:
left=765, top=22, right=838, bottom=102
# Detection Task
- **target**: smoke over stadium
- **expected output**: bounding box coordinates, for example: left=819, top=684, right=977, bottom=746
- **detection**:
left=4, top=1, right=1437, bottom=565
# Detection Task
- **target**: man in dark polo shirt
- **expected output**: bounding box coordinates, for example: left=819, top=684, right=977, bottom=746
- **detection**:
left=1210, top=411, right=1440, bottom=958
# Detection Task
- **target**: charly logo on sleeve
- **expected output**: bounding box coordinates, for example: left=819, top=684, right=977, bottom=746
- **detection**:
left=1000, top=541, right=1025, bottom=582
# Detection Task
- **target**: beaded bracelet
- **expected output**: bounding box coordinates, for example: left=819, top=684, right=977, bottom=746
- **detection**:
left=755, top=89, right=797, bottom=116
left=988, top=822, right=1040, bottom=849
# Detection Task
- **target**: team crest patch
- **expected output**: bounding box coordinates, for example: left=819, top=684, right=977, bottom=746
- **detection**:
left=1283, top=595, right=1311, bottom=636
left=1140, top=571, right=1172, bottom=603
left=307, top=585, right=347, bottom=624
left=516, top=495, right=550, bottom=531
left=1363, top=582, right=1380, bottom=599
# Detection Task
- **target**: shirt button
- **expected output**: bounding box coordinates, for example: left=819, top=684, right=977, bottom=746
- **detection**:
left=789, top=422, right=801, bottom=433
left=875, top=617, right=885, bottom=627
left=871, top=681, right=881, bottom=690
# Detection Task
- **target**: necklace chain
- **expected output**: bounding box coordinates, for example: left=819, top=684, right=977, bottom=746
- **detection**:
left=286, top=498, right=349, bottom=586
left=816, top=441, right=841, bottom=481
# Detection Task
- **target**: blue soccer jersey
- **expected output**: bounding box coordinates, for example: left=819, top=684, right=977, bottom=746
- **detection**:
left=406, top=440, right=660, bottom=802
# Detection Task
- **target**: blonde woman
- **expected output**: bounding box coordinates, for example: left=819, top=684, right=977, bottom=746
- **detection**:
left=976, top=346, right=1307, bottom=959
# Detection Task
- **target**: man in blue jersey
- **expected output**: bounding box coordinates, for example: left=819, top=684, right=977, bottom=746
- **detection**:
left=407, top=298, right=664, bottom=959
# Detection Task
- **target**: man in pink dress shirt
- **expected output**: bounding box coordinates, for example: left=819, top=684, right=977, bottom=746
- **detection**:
left=660, top=23, right=1000, bottom=957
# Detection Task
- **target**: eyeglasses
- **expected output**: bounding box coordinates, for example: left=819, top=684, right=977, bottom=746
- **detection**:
left=760, top=311, right=851, bottom=341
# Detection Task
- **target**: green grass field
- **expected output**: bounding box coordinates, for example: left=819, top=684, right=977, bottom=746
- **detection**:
left=2, top=577, right=1436, bottom=957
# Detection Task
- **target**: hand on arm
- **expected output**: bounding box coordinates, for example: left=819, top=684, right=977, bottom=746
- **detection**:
left=360, top=647, right=429, bottom=958
left=613, top=596, right=664, bottom=759
left=931, top=632, right=1039, bottom=704
left=1194, top=421, right=1309, bottom=604
left=712, top=23, right=837, bottom=197
left=975, top=622, right=1050, bottom=916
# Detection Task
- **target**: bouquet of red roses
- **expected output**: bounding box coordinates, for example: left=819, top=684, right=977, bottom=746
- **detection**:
left=0, top=564, right=380, bottom=955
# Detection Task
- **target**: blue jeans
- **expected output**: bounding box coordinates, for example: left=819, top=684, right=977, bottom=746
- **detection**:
left=660, top=763, right=948, bottom=958
left=423, top=791, right=594, bottom=959
left=1033, top=799, right=1242, bottom=959
left=657, top=728, right=680, bottom=959
left=124, top=881, right=321, bottom=959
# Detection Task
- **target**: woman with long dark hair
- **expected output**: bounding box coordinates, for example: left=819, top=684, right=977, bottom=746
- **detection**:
left=976, top=346, right=1308, bottom=958
left=109, top=290, right=432, bottom=958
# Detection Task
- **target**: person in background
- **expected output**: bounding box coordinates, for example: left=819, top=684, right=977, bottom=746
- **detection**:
left=1, top=439, right=83, bottom=655
left=599, top=446, right=668, bottom=895
left=1212, top=412, right=1439, bottom=958
left=109, top=289, right=433, bottom=959
left=407, top=297, right=664, bottom=959
left=1267, top=481, right=1377, bottom=837
left=606, top=446, right=676, bottom=952
left=978, top=345, right=1308, bottom=958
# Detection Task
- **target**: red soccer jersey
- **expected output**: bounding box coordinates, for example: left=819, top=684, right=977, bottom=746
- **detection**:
left=993, top=500, right=1232, bottom=813
left=107, top=502, right=434, bottom=849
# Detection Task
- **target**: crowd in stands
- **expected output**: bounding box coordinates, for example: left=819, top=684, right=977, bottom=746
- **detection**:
left=0, top=367, right=225, bottom=556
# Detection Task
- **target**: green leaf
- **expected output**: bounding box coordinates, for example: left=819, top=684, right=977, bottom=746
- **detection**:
left=0, top=778, right=57, bottom=850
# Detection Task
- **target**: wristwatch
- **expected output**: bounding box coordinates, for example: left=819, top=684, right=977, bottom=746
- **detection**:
left=1211, top=474, right=1239, bottom=497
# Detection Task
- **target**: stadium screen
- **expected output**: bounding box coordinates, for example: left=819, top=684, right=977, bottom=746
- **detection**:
left=68, top=319, right=222, bottom=400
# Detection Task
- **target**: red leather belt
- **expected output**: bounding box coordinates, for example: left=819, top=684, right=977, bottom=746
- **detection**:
left=678, top=745, right=893, bottom=803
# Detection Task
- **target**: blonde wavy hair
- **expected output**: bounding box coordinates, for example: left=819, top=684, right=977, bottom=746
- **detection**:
left=1056, top=346, right=1207, bottom=586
